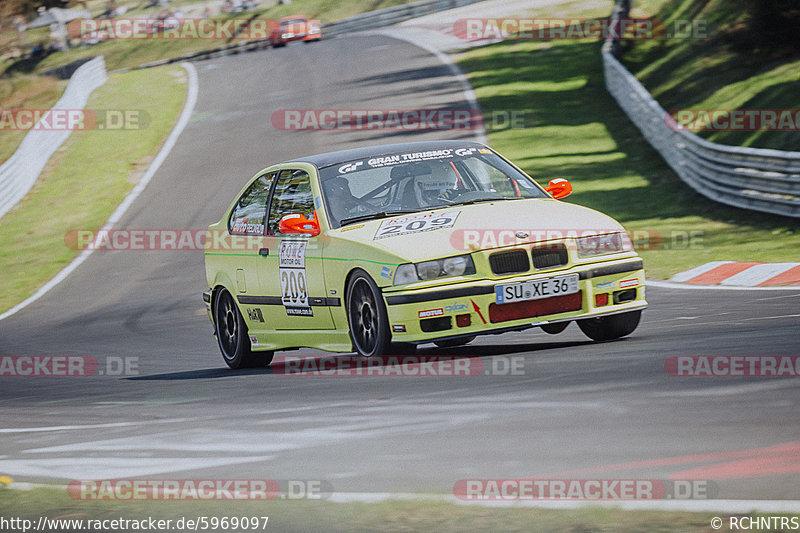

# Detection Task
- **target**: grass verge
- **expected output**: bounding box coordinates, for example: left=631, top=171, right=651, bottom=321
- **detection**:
left=0, top=75, right=68, bottom=164
left=0, top=64, right=186, bottom=314
left=625, top=0, right=800, bottom=151
left=0, top=486, right=765, bottom=532
left=457, top=38, right=799, bottom=279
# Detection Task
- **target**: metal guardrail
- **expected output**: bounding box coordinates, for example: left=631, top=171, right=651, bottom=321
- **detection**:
left=324, top=0, right=485, bottom=37
left=0, top=56, right=108, bottom=221
left=602, top=2, right=800, bottom=218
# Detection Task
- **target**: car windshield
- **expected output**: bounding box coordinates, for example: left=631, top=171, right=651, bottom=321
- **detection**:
left=281, top=19, right=306, bottom=26
left=318, top=146, right=549, bottom=228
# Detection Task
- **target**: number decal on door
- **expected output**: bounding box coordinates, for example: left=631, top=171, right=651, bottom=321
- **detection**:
left=279, top=240, right=313, bottom=316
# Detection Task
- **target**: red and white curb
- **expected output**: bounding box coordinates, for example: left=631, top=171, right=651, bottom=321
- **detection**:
left=669, top=261, right=800, bottom=287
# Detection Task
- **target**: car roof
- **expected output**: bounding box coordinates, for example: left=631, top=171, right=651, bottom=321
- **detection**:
left=282, top=140, right=487, bottom=169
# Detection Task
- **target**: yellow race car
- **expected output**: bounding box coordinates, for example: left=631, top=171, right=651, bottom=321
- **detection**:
left=203, top=141, right=647, bottom=368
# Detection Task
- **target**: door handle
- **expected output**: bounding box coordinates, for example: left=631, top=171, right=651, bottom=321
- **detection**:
left=258, top=248, right=269, bottom=256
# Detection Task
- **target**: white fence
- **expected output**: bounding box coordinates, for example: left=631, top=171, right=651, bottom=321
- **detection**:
left=602, top=4, right=800, bottom=218
left=0, top=56, right=108, bottom=221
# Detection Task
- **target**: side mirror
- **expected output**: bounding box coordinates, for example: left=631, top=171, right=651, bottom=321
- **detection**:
left=278, top=212, right=320, bottom=236
left=545, top=178, right=572, bottom=199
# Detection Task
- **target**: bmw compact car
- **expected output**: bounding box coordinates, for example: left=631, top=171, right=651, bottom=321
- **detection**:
left=203, top=141, right=647, bottom=368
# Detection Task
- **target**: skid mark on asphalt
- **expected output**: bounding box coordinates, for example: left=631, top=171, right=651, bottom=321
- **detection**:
left=0, top=407, right=490, bottom=479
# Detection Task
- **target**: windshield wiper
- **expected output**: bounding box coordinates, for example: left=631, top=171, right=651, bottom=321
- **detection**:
left=339, top=210, right=419, bottom=227
left=448, top=196, right=526, bottom=207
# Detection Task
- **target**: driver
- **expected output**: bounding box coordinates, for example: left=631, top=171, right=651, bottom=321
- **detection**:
left=412, top=161, right=459, bottom=207
left=323, top=177, right=358, bottom=226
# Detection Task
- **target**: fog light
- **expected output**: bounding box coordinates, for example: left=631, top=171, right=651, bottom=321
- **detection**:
left=456, top=314, right=471, bottom=327
left=595, top=293, right=609, bottom=307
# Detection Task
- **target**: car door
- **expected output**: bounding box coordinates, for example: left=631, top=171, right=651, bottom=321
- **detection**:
left=257, top=168, right=334, bottom=330
left=226, top=171, right=276, bottom=335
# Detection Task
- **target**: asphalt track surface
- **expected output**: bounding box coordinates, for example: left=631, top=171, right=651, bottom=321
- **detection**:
left=1, top=35, right=799, bottom=503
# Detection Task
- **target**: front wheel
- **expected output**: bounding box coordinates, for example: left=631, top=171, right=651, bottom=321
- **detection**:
left=346, top=271, right=391, bottom=357
left=577, top=310, right=642, bottom=342
left=214, top=289, right=274, bottom=368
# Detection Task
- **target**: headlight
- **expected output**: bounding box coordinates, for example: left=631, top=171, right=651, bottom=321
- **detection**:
left=393, top=264, right=418, bottom=285
left=576, top=232, right=630, bottom=258
left=417, top=260, right=442, bottom=280
left=443, top=256, right=469, bottom=276
left=393, top=254, right=475, bottom=285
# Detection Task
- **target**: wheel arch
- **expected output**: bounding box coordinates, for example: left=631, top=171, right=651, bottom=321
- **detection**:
left=209, top=273, right=238, bottom=319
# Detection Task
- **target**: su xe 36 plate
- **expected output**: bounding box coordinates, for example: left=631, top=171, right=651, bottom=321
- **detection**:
left=495, top=273, right=579, bottom=304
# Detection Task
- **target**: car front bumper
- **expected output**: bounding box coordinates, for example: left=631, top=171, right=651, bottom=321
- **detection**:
left=382, top=258, right=647, bottom=343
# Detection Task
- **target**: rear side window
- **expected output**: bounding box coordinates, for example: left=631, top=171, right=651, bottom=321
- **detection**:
left=228, top=173, right=275, bottom=235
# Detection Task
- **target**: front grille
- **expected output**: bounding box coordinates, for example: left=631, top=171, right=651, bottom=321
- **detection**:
left=531, top=243, right=568, bottom=270
left=489, top=250, right=530, bottom=275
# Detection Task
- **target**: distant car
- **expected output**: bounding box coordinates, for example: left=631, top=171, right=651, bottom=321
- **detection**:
left=271, top=15, right=321, bottom=47
left=203, top=141, right=647, bottom=368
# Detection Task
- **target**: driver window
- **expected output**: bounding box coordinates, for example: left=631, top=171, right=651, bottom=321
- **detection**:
left=267, top=169, right=315, bottom=235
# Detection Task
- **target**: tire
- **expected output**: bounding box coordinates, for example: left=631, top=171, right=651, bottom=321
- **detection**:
left=434, top=336, right=476, bottom=348
left=346, top=270, right=391, bottom=357
left=540, top=322, right=569, bottom=335
left=214, top=289, right=274, bottom=368
left=577, top=310, right=642, bottom=342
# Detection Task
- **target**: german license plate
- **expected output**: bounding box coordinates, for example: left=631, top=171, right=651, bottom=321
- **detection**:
left=495, top=274, right=579, bottom=304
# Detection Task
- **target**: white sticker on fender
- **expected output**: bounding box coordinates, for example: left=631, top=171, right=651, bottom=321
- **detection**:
left=279, top=240, right=313, bottom=316
left=374, top=210, right=460, bottom=239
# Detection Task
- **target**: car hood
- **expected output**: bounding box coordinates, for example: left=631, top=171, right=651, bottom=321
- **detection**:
left=329, top=198, right=626, bottom=263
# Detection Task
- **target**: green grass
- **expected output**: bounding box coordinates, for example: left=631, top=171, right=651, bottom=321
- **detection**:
left=457, top=38, right=800, bottom=279
left=0, top=486, right=771, bottom=532
left=623, top=0, right=800, bottom=150
left=0, top=65, right=186, bottom=314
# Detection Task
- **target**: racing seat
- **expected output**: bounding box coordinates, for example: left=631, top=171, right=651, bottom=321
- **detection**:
left=324, top=177, right=359, bottom=226
left=390, top=165, right=419, bottom=209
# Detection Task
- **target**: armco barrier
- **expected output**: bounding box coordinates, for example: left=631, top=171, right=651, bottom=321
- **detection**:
left=0, top=56, right=107, bottom=221
left=602, top=2, right=800, bottom=218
